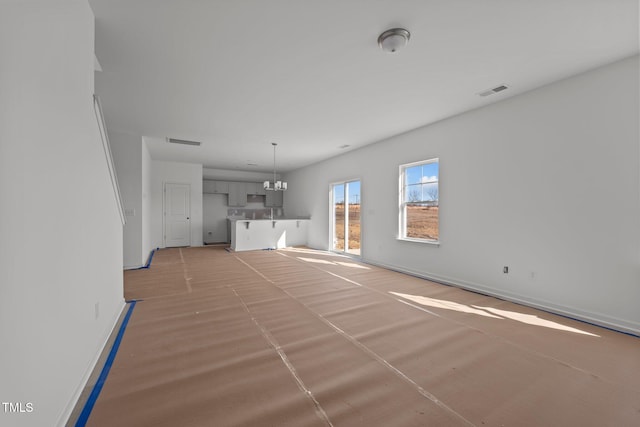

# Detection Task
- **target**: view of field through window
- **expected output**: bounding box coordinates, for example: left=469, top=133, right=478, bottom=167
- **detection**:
left=333, top=181, right=360, bottom=254
left=406, top=205, right=438, bottom=240
left=402, top=160, right=439, bottom=241
left=333, top=203, right=360, bottom=250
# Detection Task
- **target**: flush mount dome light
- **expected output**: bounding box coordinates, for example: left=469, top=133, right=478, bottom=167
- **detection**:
left=378, top=28, right=410, bottom=53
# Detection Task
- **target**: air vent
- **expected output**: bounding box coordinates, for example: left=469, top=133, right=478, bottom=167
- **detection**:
left=479, top=85, right=509, bottom=97
left=166, top=137, right=201, bottom=146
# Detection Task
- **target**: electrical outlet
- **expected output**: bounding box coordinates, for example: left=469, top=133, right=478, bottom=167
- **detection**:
left=94, top=302, right=100, bottom=319
left=503, top=266, right=509, bottom=274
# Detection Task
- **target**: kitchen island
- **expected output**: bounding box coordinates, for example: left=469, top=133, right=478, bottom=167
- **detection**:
left=229, top=218, right=309, bottom=252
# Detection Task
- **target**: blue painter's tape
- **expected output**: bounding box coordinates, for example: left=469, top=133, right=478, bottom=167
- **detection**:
left=134, top=247, right=159, bottom=270
left=144, top=248, right=156, bottom=267
left=75, top=300, right=138, bottom=427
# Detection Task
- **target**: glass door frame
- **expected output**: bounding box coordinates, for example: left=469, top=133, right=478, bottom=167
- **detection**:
left=330, top=179, right=361, bottom=256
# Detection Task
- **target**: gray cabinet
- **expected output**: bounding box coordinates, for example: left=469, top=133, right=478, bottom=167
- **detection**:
left=245, top=182, right=257, bottom=195
left=205, top=180, right=269, bottom=205
left=203, top=180, right=216, bottom=194
left=214, top=181, right=229, bottom=194
left=203, top=180, right=230, bottom=194
left=228, top=182, right=247, bottom=206
left=265, top=190, right=283, bottom=207
left=246, top=182, right=266, bottom=196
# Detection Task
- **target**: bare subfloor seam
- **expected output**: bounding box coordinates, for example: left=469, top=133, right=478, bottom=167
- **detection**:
left=178, top=248, right=193, bottom=293
left=229, top=286, right=333, bottom=427
left=233, top=254, right=475, bottom=427
left=275, top=251, right=620, bottom=389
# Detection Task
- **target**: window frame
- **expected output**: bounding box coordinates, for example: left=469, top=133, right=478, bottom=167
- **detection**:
left=398, top=158, right=440, bottom=245
left=329, top=179, right=362, bottom=256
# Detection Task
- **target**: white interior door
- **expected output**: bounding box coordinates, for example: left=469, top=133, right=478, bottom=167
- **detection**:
left=165, top=183, right=191, bottom=247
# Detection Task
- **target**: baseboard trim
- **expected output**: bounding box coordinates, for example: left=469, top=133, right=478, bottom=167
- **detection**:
left=59, top=300, right=127, bottom=427
left=362, top=258, right=640, bottom=337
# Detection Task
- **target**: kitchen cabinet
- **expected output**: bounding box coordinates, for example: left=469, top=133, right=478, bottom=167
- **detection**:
left=203, top=180, right=229, bottom=194
left=265, top=190, right=283, bottom=207
left=214, top=181, right=229, bottom=194
left=245, top=182, right=257, bottom=195
left=246, top=181, right=266, bottom=196
left=205, top=180, right=270, bottom=204
left=203, top=180, right=216, bottom=194
left=228, top=182, right=247, bottom=206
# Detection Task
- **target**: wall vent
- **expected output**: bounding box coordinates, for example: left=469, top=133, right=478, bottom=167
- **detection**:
left=479, top=85, right=509, bottom=97
left=166, top=137, right=201, bottom=146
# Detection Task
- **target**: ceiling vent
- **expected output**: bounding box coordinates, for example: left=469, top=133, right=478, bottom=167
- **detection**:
left=479, top=85, right=509, bottom=97
left=166, top=137, right=201, bottom=146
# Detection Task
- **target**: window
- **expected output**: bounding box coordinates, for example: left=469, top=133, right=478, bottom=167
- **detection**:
left=399, top=159, right=439, bottom=243
left=331, top=180, right=361, bottom=255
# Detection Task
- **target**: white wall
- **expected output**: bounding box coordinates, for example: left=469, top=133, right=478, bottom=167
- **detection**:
left=110, top=131, right=143, bottom=268
left=141, top=139, right=153, bottom=260
left=111, top=137, right=204, bottom=261
left=203, top=167, right=280, bottom=182
left=0, top=2, right=125, bottom=426
left=285, top=56, right=640, bottom=334
left=203, top=193, right=230, bottom=243
left=151, top=160, right=203, bottom=248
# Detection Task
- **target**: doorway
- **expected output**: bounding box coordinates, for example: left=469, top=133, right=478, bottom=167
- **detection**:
left=331, top=180, right=361, bottom=256
left=164, top=183, right=191, bottom=247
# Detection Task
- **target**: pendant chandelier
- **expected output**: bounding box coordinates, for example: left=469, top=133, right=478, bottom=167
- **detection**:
left=263, top=143, right=287, bottom=191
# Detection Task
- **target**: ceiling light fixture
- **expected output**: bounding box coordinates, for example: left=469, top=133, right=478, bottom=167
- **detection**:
left=378, top=28, right=410, bottom=53
left=263, top=143, right=287, bottom=191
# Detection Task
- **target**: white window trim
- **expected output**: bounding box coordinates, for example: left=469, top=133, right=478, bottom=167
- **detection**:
left=398, top=158, right=440, bottom=245
left=329, top=178, right=363, bottom=256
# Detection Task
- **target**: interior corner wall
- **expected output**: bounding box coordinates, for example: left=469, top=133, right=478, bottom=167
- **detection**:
left=109, top=131, right=144, bottom=268
left=141, top=139, right=153, bottom=261
left=284, top=55, right=640, bottom=335
left=150, top=160, right=203, bottom=249
left=203, top=194, right=230, bottom=243
left=0, top=2, right=125, bottom=426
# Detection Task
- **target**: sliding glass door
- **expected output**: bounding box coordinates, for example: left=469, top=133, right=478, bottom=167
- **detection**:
left=331, top=180, right=361, bottom=255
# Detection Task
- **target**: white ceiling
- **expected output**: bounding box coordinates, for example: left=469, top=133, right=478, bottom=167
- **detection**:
left=89, top=0, right=639, bottom=173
